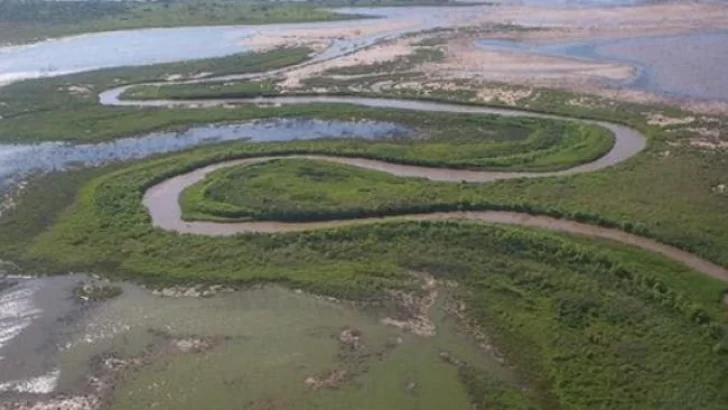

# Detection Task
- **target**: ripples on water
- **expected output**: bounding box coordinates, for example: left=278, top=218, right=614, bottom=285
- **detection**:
left=0, top=276, right=83, bottom=395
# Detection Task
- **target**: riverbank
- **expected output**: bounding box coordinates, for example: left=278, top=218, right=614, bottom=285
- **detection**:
left=1, top=2, right=728, bottom=408
left=0, top=1, right=363, bottom=47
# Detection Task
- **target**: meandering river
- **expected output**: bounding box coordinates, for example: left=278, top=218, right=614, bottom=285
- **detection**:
left=2, top=4, right=728, bottom=409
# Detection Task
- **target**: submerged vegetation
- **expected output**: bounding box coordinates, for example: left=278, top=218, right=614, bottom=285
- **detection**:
left=0, top=115, right=723, bottom=407
left=0, top=279, right=16, bottom=293
left=1, top=16, right=728, bottom=408
left=5, top=150, right=727, bottom=407
left=72, top=281, right=123, bottom=303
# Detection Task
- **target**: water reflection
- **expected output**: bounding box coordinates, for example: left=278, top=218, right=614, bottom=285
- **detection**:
left=476, top=31, right=728, bottom=101
left=0, top=118, right=409, bottom=188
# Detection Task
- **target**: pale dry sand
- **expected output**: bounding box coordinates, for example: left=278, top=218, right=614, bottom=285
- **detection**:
left=243, top=18, right=419, bottom=53
left=647, top=113, right=696, bottom=127
left=463, top=2, right=728, bottom=39
left=280, top=36, right=420, bottom=89
left=426, top=37, right=635, bottom=84
left=239, top=1, right=728, bottom=113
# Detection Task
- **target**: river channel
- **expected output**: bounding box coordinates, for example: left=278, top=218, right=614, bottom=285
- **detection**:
left=1, top=3, right=727, bottom=409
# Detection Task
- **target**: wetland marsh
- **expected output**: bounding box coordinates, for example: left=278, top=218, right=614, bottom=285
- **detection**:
left=1, top=1, right=727, bottom=409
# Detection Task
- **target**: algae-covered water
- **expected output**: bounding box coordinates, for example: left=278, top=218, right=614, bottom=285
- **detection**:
left=0, top=275, right=514, bottom=409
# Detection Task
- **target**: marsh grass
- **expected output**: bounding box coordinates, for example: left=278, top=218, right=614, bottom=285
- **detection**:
left=12, top=154, right=728, bottom=408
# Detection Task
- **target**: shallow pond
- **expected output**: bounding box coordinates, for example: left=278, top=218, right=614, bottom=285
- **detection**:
left=476, top=31, right=728, bottom=101
left=0, top=274, right=515, bottom=409
left=0, top=118, right=409, bottom=189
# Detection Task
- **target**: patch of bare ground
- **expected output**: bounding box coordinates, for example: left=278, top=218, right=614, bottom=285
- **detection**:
left=304, top=369, right=351, bottom=391
left=59, top=85, right=93, bottom=97
left=243, top=18, right=419, bottom=54
left=199, top=1, right=728, bottom=113
left=665, top=124, right=727, bottom=150
left=423, top=37, right=634, bottom=87
left=647, top=113, right=695, bottom=127
left=571, top=84, right=728, bottom=116
left=280, top=35, right=423, bottom=90
left=219, top=1, right=728, bottom=114
left=338, top=328, right=364, bottom=351
left=712, top=184, right=726, bottom=196
left=380, top=273, right=438, bottom=337
left=150, top=283, right=234, bottom=298
left=302, top=326, right=397, bottom=391
left=565, top=95, right=615, bottom=110
left=0, top=180, right=27, bottom=219
left=463, top=2, right=728, bottom=39
left=476, top=87, right=534, bottom=106
left=687, top=138, right=728, bottom=150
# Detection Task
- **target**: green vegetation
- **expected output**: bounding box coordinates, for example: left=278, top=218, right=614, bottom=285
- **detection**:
left=323, top=46, right=446, bottom=76
left=180, top=158, right=448, bottom=221
left=125, top=47, right=311, bottom=83
left=123, top=79, right=280, bottom=100
left=175, top=147, right=728, bottom=273
left=4, top=147, right=726, bottom=407
left=0, top=0, right=360, bottom=46
left=458, top=365, right=538, bottom=410
left=1, top=27, right=727, bottom=408
left=0, top=167, right=116, bottom=262
left=0, top=51, right=725, bottom=267
left=0, top=47, right=313, bottom=142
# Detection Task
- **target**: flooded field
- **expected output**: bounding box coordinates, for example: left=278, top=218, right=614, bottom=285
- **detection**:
left=476, top=31, right=728, bottom=101
left=0, top=274, right=514, bottom=410
left=0, top=119, right=409, bottom=189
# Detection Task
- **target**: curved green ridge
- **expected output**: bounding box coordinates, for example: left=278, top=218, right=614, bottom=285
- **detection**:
left=0, top=30, right=726, bottom=408
left=12, top=129, right=726, bottom=409
left=176, top=121, right=616, bottom=223
left=180, top=158, right=451, bottom=222
left=23, top=150, right=728, bottom=407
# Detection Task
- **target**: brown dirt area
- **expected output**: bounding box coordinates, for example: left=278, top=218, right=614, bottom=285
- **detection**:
left=241, top=1, right=728, bottom=114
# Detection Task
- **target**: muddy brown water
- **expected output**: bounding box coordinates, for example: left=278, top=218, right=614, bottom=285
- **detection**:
left=143, top=154, right=728, bottom=285
left=103, top=88, right=727, bottom=285
left=3, top=8, right=727, bottom=408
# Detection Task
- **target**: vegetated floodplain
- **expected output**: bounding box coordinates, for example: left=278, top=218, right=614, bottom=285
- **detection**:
left=7, top=142, right=728, bottom=408
left=0, top=0, right=357, bottom=46
left=0, top=96, right=726, bottom=408
left=0, top=47, right=313, bottom=142
left=122, top=79, right=281, bottom=101
left=179, top=158, right=455, bottom=222
left=1, top=34, right=727, bottom=407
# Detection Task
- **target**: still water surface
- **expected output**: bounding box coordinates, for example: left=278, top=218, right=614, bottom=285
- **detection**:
left=476, top=31, right=728, bottom=100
